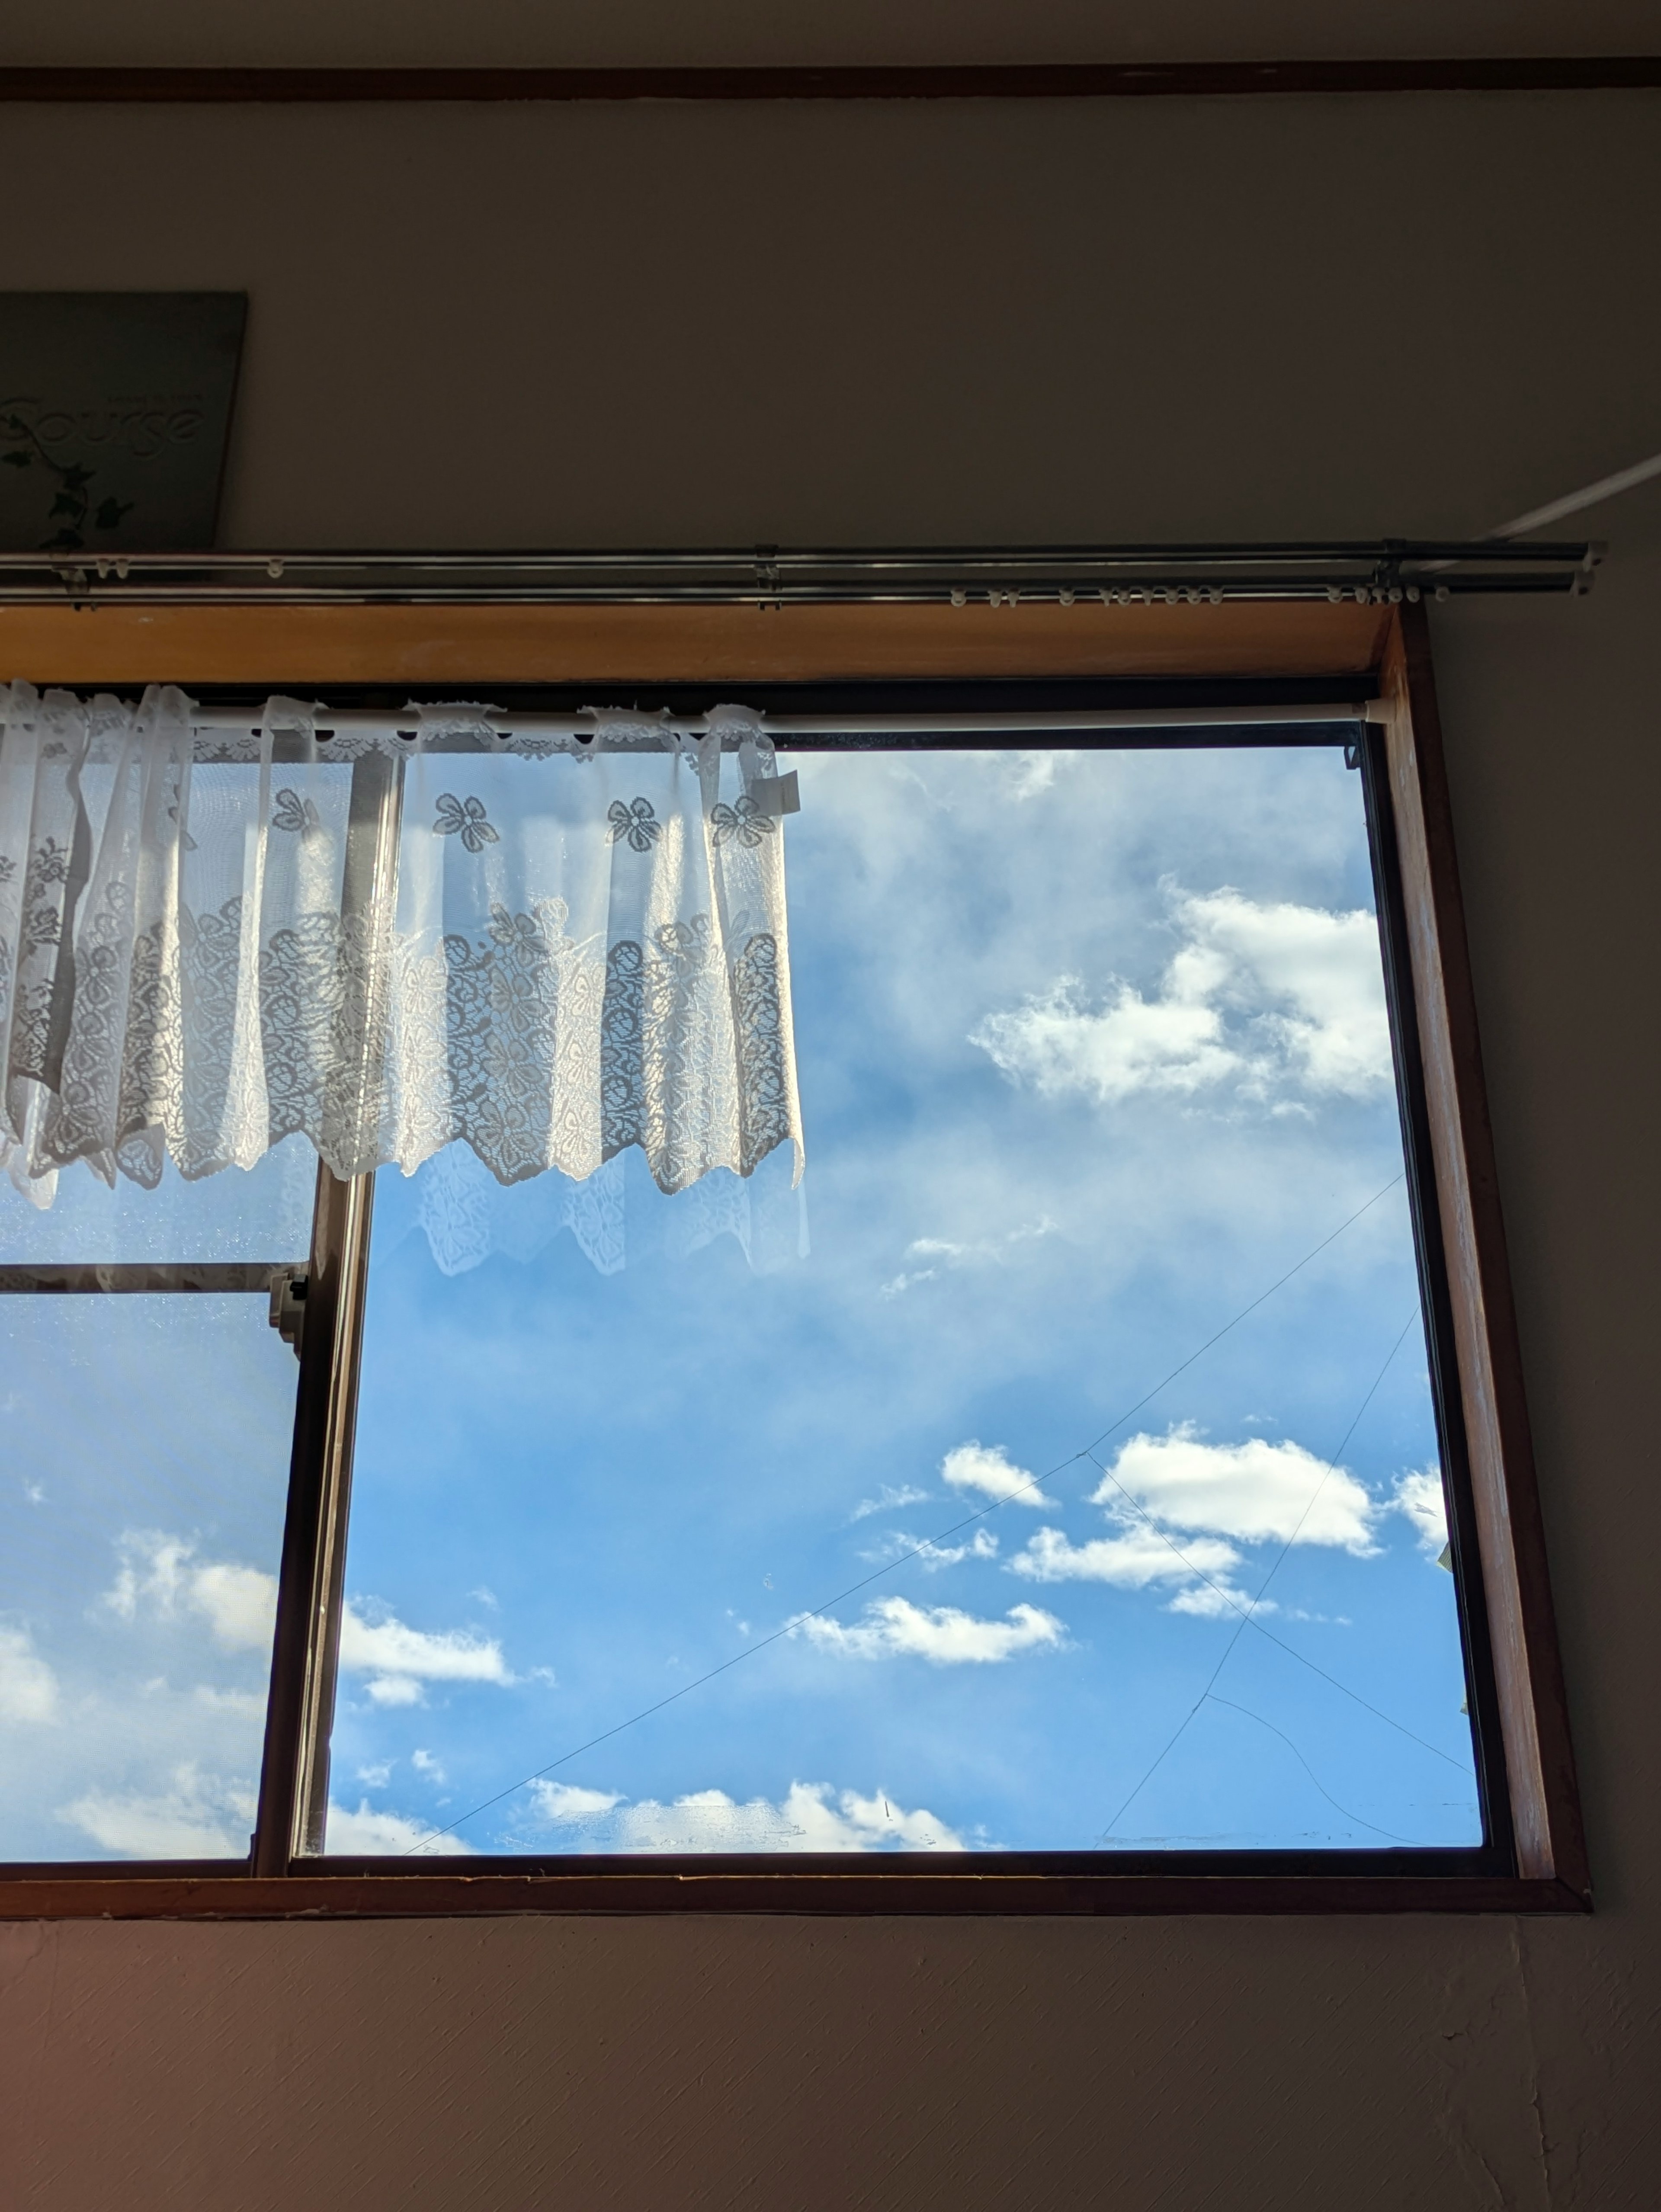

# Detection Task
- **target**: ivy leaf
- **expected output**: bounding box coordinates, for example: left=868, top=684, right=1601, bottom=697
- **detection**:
left=41, top=529, right=84, bottom=551
left=49, top=492, right=85, bottom=518
left=0, top=451, right=30, bottom=470
left=58, top=465, right=93, bottom=493
left=94, top=497, right=134, bottom=530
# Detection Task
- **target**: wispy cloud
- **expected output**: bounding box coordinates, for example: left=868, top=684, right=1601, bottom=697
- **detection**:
left=796, top=1595, right=1065, bottom=1665
left=1009, top=1523, right=1269, bottom=1620
left=880, top=1219, right=1057, bottom=1298
left=60, top=1763, right=254, bottom=1858
left=325, top=1801, right=477, bottom=1855
left=971, top=887, right=1392, bottom=1109
left=531, top=1781, right=624, bottom=1821
left=1010, top=1523, right=1242, bottom=1590
left=106, top=1532, right=276, bottom=1649
left=940, top=1441, right=1049, bottom=1509
left=340, top=1605, right=513, bottom=1706
left=0, top=1624, right=60, bottom=1724
left=527, top=1777, right=965, bottom=1853
left=192, top=1686, right=264, bottom=1717
left=103, top=1531, right=516, bottom=1708
left=861, top=1527, right=1000, bottom=1571
left=849, top=1483, right=932, bottom=1523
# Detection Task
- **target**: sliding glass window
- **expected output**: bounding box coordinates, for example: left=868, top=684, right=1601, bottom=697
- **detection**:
left=308, top=721, right=1497, bottom=1867
left=1, top=699, right=1535, bottom=1891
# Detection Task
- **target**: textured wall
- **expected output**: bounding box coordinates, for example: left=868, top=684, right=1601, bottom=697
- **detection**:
left=1, top=90, right=1658, bottom=2211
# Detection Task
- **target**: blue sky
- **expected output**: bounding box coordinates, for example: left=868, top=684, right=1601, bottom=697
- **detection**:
left=0, top=739, right=1481, bottom=1859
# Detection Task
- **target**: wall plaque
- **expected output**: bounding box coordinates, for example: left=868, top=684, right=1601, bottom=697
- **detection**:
left=0, top=292, right=246, bottom=554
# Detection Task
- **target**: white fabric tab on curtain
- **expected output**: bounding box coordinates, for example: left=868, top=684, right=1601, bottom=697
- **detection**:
left=0, top=683, right=803, bottom=1212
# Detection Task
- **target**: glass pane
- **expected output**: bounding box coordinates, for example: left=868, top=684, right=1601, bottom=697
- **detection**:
left=0, top=1132, right=317, bottom=1265
left=327, top=742, right=1481, bottom=1859
left=0, top=1144, right=308, bottom=1861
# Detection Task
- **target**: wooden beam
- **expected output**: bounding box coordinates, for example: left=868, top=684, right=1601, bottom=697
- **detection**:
left=0, top=599, right=1390, bottom=688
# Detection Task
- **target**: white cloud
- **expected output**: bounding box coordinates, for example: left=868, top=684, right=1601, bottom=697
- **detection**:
left=1008, top=1523, right=1265, bottom=1620
left=103, top=1532, right=514, bottom=1708
left=940, top=1441, right=1048, bottom=1509
left=189, top=1563, right=280, bottom=1651
left=796, top=1595, right=1065, bottom=1665
left=880, top=1219, right=1057, bottom=1298
left=970, top=887, right=1391, bottom=1108
left=974, top=971, right=1235, bottom=1103
left=339, top=1606, right=512, bottom=1706
left=325, top=1800, right=476, bottom=1856
left=1007, top=1427, right=1376, bottom=1615
left=192, top=1686, right=265, bottom=1717
left=106, top=1532, right=276, bottom=1648
left=532, top=1781, right=625, bottom=1822
left=849, top=1484, right=932, bottom=1522
left=1166, top=1581, right=1276, bottom=1619
left=356, top=1762, right=394, bottom=1790
left=1009, top=1522, right=1242, bottom=1589
left=59, top=1764, right=253, bottom=1858
left=1092, top=1426, right=1378, bottom=1552
left=411, top=1749, right=446, bottom=1782
left=862, top=1526, right=1000, bottom=1571
left=530, top=1778, right=965, bottom=1853
left=0, top=1624, right=60, bottom=1724
left=1392, top=1468, right=1450, bottom=1556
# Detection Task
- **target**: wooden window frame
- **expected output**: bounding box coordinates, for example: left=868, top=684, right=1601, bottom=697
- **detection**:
left=0, top=596, right=1588, bottom=1917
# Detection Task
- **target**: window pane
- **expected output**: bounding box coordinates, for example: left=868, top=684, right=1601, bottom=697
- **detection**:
left=327, top=743, right=1481, bottom=1859
left=0, top=1146, right=308, bottom=1861
left=0, top=1132, right=317, bottom=1265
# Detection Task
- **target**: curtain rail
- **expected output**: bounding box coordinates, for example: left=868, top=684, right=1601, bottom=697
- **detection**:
left=180, top=702, right=1369, bottom=744
left=0, top=541, right=1599, bottom=606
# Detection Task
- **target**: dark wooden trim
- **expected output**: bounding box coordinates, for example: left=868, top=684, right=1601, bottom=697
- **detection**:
left=252, top=1165, right=375, bottom=1875
left=0, top=61, right=1658, bottom=104
left=0, top=1871, right=1590, bottom=1920
left=1375, top=606, right=1589, bottom=1899
left=1357, top=726, right=1517, bottom=1869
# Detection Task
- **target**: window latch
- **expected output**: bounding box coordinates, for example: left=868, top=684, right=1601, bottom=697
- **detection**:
left=268, top=1268, right=308, bottom=1356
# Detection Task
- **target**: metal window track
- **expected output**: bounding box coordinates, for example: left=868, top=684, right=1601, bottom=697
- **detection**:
left=0, top=1263, right=295, bottom=1293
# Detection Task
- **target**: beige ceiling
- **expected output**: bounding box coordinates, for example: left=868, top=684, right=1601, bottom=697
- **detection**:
left=1, top=0, right=1653, bottom=70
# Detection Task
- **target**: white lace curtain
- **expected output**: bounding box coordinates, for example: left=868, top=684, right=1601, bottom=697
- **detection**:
left=0, top=683, right=803, bottom=1226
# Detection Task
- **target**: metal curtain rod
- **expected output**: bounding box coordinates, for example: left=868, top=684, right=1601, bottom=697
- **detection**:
left=0, top=541, right=1598, bottom=606
left=183, top=702, right=1368, bottom=744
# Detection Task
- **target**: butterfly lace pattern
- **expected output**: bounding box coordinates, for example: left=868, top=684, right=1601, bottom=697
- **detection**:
left=0, top=684, right=803, bottom=1205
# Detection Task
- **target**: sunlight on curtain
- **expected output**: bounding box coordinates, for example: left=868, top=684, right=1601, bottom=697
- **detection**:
left=0, top=684, right=803, bottom=1240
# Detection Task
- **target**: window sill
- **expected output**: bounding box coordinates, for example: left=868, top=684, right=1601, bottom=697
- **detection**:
left=0, top=1863, right=1591, bottom=1919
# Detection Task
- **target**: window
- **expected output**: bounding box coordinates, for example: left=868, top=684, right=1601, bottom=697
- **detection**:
left=0, top=1142, right=313, bottom=1861
left=0, top=594, right=1588, bottom=1913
